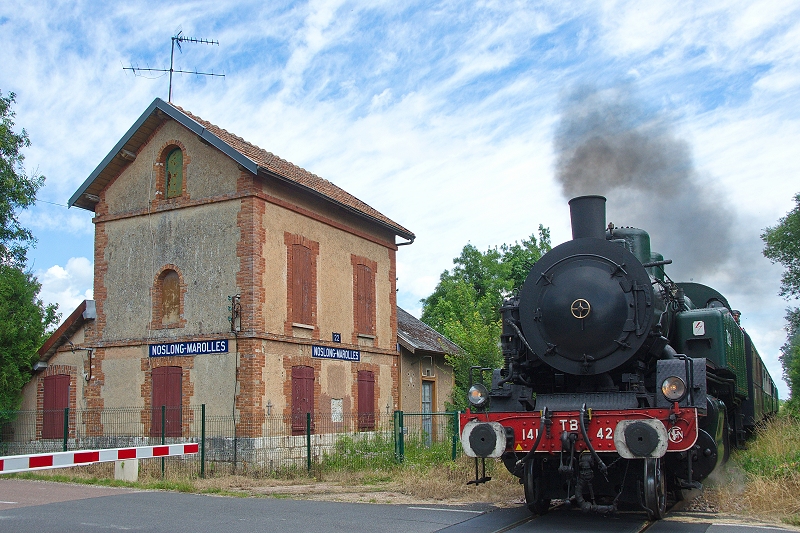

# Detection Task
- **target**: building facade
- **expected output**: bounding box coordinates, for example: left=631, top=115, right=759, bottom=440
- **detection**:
left=20, top=99, right=416, bottom=441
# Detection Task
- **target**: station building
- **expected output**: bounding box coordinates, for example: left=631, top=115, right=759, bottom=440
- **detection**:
left=17, top=98, right=459, bottom=442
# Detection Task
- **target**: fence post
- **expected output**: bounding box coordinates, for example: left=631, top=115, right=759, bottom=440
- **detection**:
left=161, top=405, right=166, bottom=478
left=306, top=412, right=312, bottom=473
left=451, top=411, right=459, bottom=461
left=200, top=404, right=206, bottom=479
left=394, top=410, right=404, bottom=463
left=62, top=407, right=69, bottom=452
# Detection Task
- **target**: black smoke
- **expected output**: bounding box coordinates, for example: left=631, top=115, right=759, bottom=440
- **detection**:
left=553, top=85, right=734, bottom=281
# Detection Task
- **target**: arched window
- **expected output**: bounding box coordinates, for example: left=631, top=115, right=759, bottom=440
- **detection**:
left=165, top=148, right=183, bottom=198
left=161, top=270, right=180, bottom=325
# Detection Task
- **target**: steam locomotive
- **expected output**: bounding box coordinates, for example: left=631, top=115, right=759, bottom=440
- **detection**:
left=459, top=196, right=779, bottom=520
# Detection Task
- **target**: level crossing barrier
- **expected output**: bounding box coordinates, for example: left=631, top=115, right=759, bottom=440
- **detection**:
left=0, top=443, right=199, bottom=474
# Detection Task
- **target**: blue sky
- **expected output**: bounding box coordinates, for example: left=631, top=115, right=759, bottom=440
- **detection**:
left=1, top=0, right=798, bottom=397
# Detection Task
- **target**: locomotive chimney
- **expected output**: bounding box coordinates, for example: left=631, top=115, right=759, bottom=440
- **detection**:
left=569, top=195, right=607, bottom=240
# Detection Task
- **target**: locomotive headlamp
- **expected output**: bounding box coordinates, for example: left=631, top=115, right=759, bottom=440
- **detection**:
left=468, top=383, right=490, bottom=408
left=661, top=376, right=687, bottom=401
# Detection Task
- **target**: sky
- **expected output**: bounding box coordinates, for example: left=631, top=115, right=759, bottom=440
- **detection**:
left=1, top=0, right=798, bottom=398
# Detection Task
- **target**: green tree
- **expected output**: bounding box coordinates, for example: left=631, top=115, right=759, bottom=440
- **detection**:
left=0, top=266, right=58, bottom=419
left=762, top=193, right=800, bottom=411
left=1, top=91, right=44, bottom=267
left=421, top=226, right=551, bottom=409
left=0, top=91, right=57, bottom=422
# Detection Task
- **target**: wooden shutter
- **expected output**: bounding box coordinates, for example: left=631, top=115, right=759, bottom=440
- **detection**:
left=42, top=375, right=70, bottom=439
left=161, top=270, right=180, bottom=325
left=166, top=148, right=183, bottom=198
left=291, top=366, right=315, bottom=435
left=151, top=366, right=182, bottom=437
left=357, top=370, right=375, bottom=430
left=292, top=244, right=313, bottom=325
left=355, top=264, right=375, bottom=334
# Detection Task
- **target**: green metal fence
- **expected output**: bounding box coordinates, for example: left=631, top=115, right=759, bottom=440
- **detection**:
left=0, top=408, right=462, bottom=477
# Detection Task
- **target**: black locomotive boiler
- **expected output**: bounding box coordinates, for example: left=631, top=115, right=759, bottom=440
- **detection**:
left=459, top=195, right=779, bottom=520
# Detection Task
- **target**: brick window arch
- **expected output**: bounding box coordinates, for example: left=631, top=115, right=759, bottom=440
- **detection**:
left=151, top=265, right=187, bottom=329
left=152, top=140, right=190, bottom=208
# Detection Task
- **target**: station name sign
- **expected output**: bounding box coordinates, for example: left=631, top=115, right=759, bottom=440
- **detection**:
left=149, top=339, right=229, bottom=357
left=311, top=345, right=360, bottom=362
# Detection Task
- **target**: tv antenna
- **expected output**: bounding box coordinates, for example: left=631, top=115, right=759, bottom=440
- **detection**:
left=123, top=31, right=225, bottom=102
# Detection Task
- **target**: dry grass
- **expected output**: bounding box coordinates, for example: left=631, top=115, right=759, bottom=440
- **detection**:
left=11, top=455, right=524, bottom=507
left=393, top=457, right=522, bottom=504
left=705, top=415, right=800, bottom=526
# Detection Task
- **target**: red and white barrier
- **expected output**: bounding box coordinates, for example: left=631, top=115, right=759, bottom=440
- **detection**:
left=0, top=443, right=199, bottom=474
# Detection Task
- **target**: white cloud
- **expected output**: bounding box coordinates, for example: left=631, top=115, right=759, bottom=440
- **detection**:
left=36, top=257, right=94, bottom=323
left=2, top=0, right=798, bottom=398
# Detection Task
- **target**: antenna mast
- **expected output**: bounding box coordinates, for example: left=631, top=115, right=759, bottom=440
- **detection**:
left=124, top=31, right=224, bottom=102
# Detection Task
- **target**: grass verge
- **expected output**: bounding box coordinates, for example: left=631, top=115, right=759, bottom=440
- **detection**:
left=705, top=413, right=800, bottom=526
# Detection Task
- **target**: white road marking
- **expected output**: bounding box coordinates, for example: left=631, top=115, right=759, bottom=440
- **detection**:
left=407, top=506, right=484, bottom=513
left=0, top=501, right=18, bottom=504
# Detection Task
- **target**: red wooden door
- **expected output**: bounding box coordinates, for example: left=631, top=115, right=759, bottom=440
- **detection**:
left=291, top=366, right=314, bottom=435
left=357, top=370, right=375, bottom=430
left=42, top=375, right=70, bottom=439
left=151, top=366, right=182, bottom=437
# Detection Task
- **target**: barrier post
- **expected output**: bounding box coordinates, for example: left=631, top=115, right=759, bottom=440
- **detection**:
left=62, top=407, right=69, bottom=452
left=200, top=404, right=206, bottom=479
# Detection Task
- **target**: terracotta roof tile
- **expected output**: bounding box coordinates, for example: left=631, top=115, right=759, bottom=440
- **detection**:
left=172, top=104, right=413, bottom=239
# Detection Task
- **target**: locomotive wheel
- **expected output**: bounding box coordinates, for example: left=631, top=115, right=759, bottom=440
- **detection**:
left=523, top=459, right=551, bottom=515
left=643, top=458, right=666, bottom=520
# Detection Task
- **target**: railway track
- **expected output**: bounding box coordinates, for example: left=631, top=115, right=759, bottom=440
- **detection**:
left=437, top=502, right=652, bottom=533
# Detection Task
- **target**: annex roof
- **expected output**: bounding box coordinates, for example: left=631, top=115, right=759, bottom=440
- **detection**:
left=37, top=300, right=96, bottom=362
left=396, top=307, right=460, bottom=355
left=69, top=98, right=414, bottom=242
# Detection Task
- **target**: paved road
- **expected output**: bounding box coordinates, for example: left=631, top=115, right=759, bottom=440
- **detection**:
left=1, top=479, right=796, bottom=533
left=0, top=479, right=487, bottom=532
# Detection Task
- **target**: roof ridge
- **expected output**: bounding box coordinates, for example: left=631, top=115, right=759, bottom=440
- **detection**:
left=167, top=103, right=403, bottom=235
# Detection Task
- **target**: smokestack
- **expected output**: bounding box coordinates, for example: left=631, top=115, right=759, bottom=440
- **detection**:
left=569, top=195, right=606, bottom=240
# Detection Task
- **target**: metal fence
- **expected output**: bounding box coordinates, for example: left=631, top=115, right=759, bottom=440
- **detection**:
left=0, top=407, right=461, bottom=477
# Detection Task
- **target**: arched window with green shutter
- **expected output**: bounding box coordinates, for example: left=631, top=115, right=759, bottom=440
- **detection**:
left=165, top=148, right=183, bottom=198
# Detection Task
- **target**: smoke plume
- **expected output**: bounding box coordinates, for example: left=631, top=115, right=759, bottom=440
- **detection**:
left=553, top=85, right=734, bottom=281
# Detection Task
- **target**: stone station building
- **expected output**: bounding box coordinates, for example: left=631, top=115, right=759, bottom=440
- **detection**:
left=18, top=98, right=443, bottom=445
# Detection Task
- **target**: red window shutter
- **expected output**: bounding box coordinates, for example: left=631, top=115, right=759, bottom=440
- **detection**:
left=355, top=264, right=375, bottom=334
left=42, top=375, right=70, bottom=439
left=291, top=366, right=315, bottom=435
left=357, top=370, right=375, bottom=430
left=151, top=366, right=182, bottom=437
left=292, top=245, right=313, bottom=325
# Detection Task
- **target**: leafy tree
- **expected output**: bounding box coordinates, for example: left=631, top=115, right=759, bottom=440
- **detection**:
left=762, top=193, right=800, bottom=411
left=0, top=90, right=57, bottom=423
left=0, top=266, right=58, bottom=420
left=1, top=91, right=44, bottom=267
left=421, top=226, right=551, bottom=409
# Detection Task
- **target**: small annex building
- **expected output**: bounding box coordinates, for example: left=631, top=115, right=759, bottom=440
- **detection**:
left=396, top=307, right=458, bottom=413
left=19, top=98, right=421, bottom=446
